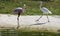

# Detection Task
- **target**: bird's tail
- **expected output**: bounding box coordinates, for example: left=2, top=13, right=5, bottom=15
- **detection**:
left=49, top=11, right=52, bottom=14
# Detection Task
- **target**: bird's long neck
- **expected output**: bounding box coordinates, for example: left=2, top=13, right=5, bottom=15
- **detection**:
left=40, top=1, right=43, bottom=9
left=23, top=4, right=26, bottom=12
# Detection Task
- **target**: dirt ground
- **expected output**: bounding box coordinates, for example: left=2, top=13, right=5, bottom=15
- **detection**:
left=0, top=14, right=60, bottom=32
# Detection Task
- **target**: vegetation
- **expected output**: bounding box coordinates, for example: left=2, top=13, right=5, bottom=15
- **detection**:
left=0, top=0, right=60, bottom=15
left=18, top=31, right=60, bottom=36
left=0, top=29, right=60, bottom=36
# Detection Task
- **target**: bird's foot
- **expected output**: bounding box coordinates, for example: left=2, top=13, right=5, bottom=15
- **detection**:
left=16, top=26, right=19, bottom=29
left=35, top=19, right=39, bottom=22
left=48, top=21, right=50, bottom=22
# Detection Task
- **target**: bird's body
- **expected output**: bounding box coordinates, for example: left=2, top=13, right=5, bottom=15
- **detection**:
left=14, top=7, right=23, bottom=15
left=40, top=7, right=52, bottom=14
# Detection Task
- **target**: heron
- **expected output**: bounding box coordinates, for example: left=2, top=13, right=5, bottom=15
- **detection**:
left=13, top=4, right=26, bottom=29
left=36, top=1, right=52, bottom=22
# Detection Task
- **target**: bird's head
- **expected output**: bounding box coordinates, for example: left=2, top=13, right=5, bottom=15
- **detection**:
left=23, top=4, right=26, bottom=9
left=40, top=1, right=42, bottom=4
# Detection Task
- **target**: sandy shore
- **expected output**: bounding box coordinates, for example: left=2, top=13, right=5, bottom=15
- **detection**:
left=0, top=14, right=60, bottom=32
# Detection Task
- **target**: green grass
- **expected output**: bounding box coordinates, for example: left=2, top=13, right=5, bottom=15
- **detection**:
left=0, top=28, right=60, bottom=36
left=1, top=29, right=58, bottom=36
left=0, top=0, right=60, bottom=15
left=18, top=31, right=60, bottom=36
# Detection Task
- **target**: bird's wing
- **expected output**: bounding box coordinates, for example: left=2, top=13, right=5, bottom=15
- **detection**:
left=41, top=7, right=50, bottom=12
left=41, top=7, right=52, bottom=14
left=16, top=7, right=22, bottom=9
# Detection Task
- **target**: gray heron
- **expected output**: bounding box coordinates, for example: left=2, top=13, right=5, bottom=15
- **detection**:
left=13, top=4, right=26, bottom=29
left=36, top=1, right=52, bottom=22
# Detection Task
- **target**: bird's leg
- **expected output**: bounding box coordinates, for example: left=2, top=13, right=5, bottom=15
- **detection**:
left=36, top=14, right=43, bottom=21
left=17, top=15, right=20, bottom=29
left=46, top=14, right=50, bottom=22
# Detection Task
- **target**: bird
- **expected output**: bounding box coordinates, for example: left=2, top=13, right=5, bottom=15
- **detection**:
left=13, top=4, right=26, bottom=29
left=36, top=1, right=52, bottom=22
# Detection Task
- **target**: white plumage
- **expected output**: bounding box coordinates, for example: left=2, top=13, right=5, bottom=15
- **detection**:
left=15, top=7, right=22, bottom=9
left=36, top=1, right=52, bottom=22
left=41, top=7, right=52, bottom=14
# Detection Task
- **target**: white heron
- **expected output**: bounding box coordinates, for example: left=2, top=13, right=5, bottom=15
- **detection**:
left=13, top=4, right=26, bottom=29
left=36, top=1, right=52, bottom=22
